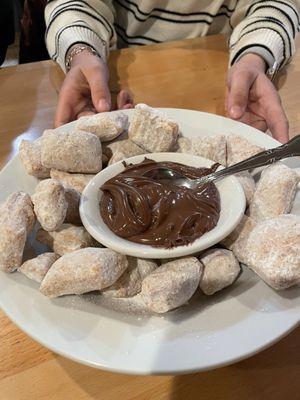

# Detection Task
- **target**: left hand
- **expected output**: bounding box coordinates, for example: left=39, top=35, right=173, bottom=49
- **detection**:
left=226, top=53, right=289, bottom=143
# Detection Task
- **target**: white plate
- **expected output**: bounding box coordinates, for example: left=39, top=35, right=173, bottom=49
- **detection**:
left=80, top=152, right=246, bottom=258
left=0, top=109, right=299, bottom=375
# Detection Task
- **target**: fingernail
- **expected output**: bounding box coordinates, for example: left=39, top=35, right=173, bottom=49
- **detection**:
left=230, top=106, right=242, bottom=119
left=98, top=99, right=110, bottom=111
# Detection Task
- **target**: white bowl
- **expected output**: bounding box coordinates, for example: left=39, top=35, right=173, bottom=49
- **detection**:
left=80, top=152, right=246, bottom=258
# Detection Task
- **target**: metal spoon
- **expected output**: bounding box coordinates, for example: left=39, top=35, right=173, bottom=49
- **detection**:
left=152, top=135, right=300, bottom=189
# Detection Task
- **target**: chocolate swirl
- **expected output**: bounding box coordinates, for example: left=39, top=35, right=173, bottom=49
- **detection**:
left=100, top=159, right=220, bottom=248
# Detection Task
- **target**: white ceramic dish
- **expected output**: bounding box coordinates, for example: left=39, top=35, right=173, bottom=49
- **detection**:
left=80, top=152, right=246, bottom=258
left=0, top=109, right=299, bottom=375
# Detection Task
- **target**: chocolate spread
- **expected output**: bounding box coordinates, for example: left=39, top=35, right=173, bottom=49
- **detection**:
left=100, top=159, right=220, bottom=248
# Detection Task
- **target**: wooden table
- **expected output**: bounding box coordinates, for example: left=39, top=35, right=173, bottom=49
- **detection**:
left=0, top=34, right=299, bottom=400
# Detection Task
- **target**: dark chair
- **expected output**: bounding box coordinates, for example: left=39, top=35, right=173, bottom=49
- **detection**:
left=19, top=0, right=49, bottom=63
left=0, top=0, right=16, bottom=65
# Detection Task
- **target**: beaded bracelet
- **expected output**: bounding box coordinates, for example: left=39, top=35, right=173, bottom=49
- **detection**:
left=65, top=45, right=100, bottom=71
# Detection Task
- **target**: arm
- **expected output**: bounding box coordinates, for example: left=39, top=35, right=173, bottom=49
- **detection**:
left=45, top=0, right=116, bottom=72
left=226, top=0, right=299, bottom=142
left=229, top=0, right=299, bottom=70
left=45, top=1, right=133, bottom=127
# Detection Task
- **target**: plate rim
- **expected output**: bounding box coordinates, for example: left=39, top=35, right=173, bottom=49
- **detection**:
left=1, top=299, right=299, bottom=375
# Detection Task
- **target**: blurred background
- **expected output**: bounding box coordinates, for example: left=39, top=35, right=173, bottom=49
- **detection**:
left=1, top=0, right=49, bottom=67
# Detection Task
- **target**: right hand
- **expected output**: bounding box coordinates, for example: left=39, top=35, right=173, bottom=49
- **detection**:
left=226, top=53, right=289, bottom=143
left=55, top=49, right=133, bottom=127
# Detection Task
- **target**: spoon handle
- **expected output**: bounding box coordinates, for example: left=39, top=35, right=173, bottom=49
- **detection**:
left=206, top=134, right=300, bottom=182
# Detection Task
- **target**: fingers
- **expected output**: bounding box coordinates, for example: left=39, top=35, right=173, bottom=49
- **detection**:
left=55, top=89, right=75, bottom=128
left=263, top=80, right=289, bottom=143
left=270, top=119, right=289, bottom=143
left=84, top=61, right=111, bottom=112
left=248, top=119, right=268, bottom=133
left=116, top=89, right=134, bottom=110
left=238, top=112, right=268, bottom=132
left=227, top=69, right=255, bottom=120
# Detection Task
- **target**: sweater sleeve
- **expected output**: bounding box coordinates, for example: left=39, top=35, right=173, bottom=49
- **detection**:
left=229, top=0, right=300, bottom=70
left=45, top=0, right=117, bottom=72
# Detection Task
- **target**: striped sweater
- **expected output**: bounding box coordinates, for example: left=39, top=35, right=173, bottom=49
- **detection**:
left=45, top=0, right=300, bottom=73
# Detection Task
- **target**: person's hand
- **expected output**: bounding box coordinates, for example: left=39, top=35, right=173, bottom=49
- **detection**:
left=226, top=53, right=288, bottom=143
left=55, top=49, right=133, bottom=127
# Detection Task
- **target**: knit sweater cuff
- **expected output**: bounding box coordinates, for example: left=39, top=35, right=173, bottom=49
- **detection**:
left=229, top=28, right=287, bottom=69
left=54, top=26, right=108, bottom=73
